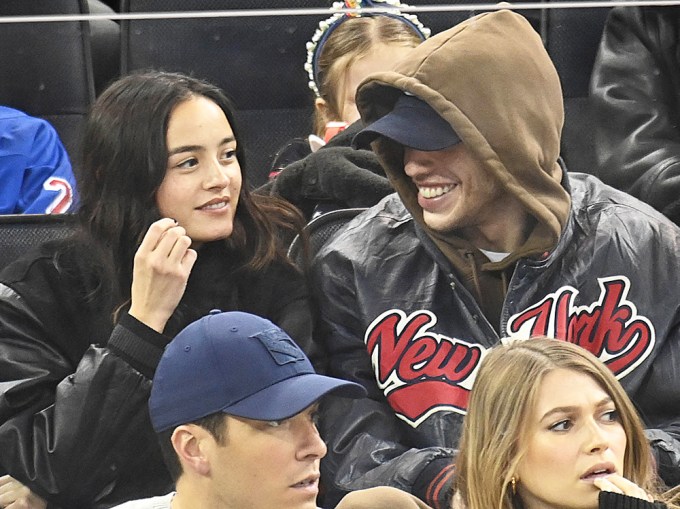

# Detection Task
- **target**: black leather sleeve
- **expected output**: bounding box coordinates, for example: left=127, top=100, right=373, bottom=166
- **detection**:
left=0, top=285, right=170, bottom=508
left=312, top=246, right=454, bottom=509
left=590, top=7, right=680, bottom=225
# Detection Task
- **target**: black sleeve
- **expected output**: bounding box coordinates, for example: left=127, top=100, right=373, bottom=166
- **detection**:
left=0, top=282, right=171, bottom=507
left=599, top=491, right=667, bottom=509
left=312, top=250, right=455, bottom=509
left=243, top=260, right=315, bottom=359
left=270, top=146, right=392, bottom=219
left=590, top=7, right=680, bottom=224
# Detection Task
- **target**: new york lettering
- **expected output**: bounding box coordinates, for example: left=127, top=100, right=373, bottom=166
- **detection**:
left=507, top=276, right=654, bottom=378
left=365, top=310, right=483, bottom=426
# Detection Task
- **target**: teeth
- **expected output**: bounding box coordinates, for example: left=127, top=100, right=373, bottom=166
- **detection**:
left=419, top=185, right=453, bottom=199
left=584, top=469, right=610, bottom=478
left=202, top=201, right=226, bottom=210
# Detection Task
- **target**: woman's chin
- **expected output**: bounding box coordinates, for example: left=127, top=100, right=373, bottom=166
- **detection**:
left=191, top=228, right=233, bottom=247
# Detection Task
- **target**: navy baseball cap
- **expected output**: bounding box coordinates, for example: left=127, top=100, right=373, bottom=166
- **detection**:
left=149, top=311, right=366, bottom=432
left=354, top=93, right=461, bottom=151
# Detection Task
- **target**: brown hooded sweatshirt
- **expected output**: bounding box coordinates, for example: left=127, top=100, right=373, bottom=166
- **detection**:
left=355, top=10, right=571, bottom=329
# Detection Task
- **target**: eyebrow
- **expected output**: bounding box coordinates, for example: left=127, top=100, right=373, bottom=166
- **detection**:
left=167, top=136, right=236, bottom=157
left=539, top=396, right=614, bottom=422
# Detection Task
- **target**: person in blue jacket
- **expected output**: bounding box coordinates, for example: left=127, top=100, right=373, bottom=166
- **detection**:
left=0, top=106, right=76, bottom=214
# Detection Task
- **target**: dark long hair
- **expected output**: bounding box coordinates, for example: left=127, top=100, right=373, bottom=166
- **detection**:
left=75, top=70, right=303, bottom=305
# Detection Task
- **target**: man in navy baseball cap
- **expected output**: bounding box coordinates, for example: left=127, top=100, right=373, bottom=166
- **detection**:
left=353, top=93, right=461, bottom=151
left=112, top=310, right=365, bottom=509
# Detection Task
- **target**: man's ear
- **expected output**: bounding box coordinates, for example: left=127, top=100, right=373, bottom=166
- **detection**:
left=171, top=425, right=211, bottom=477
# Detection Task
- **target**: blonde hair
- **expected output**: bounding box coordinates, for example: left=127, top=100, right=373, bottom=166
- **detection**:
left=313, top=15, right=422, bottom=135
left=454, top=337, right=659, bottom=509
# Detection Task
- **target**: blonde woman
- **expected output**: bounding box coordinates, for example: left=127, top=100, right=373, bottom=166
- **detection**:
left=455, top=338, right=679, bottom=509
left=323, top=337, right=680, bottom=509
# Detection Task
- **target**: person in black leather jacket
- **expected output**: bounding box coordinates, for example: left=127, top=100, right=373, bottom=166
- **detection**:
left=0, top=71, right=311, bottom=509
left=590, top=6, right=680, bottom=225
left=311, top=10, right=680, bottom=509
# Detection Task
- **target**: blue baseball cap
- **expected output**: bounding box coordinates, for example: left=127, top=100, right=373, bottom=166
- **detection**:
left=354, top=93, right=461, bottom=151
left=149, top=311, right=366, bottom=432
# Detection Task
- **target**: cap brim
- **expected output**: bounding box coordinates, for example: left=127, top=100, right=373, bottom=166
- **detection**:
left=354, top=94, right=460, bottom=151
left=222, top=373, right=366, bottom=421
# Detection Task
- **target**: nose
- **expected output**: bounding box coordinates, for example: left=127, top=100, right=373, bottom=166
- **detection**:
left=204, top=158, right=230, bottom=189
left=296, top=418, right=328, bottom=461
left=403, top=148, right=431, bottom=178
left=584, top=420, right=610, bottom=454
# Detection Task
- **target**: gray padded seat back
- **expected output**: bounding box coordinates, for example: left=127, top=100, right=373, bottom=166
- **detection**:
left=0, top=0, right=96, bottom=161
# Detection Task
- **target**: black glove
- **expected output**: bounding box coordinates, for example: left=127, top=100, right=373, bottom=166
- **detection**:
left=270, top=146, right=392, bottom=220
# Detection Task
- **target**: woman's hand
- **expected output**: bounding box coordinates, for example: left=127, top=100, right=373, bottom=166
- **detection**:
left=129, top=218, right=198, bottom=333
left=593, top=474, right=654, bottom=502
left=0, top=476, right=47, bottom=509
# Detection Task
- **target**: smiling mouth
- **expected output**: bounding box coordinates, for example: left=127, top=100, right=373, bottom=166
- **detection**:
left=418, top=184, right=454, bottom=199
left=198, top=200, right=228, bottom=210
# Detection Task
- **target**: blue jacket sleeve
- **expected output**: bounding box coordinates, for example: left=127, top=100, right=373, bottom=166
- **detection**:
left=0, top=109, right=76, bottom=214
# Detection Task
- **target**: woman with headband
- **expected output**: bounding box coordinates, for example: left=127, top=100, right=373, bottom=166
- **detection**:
left=262, top=0, right=430, bottom=219
left=306, top=0, right=430, bottom=144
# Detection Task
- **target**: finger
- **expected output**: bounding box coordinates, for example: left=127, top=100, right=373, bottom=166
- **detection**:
left=137, top=218, right=180, bottom=255
left=16, top=493, right=48, bottom=509
left=602, top=474, right=651, bottom=500
left=0, top=485, right=20, bottom=505
left=154, top=225, right=191, bottom=260
left=6, top=502, right=33, bottom=509
left=165, top=230, right=193, bottom=265
left=593, top=477, right=623, bottom=494
left=0, top=474, right=18, bottom=493
left=0, top=488, right=48, bottom=509
left=0, top=478, right=19, bottom=496
left=181, top=248, right=198, bottom=271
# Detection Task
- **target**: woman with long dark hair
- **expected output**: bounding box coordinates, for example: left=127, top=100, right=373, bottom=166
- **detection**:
left=0, top=70, right=311, bottom=508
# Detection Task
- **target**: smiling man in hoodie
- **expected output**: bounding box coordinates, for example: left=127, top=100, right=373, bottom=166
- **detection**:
left=310, top=9, right=680, bottom=509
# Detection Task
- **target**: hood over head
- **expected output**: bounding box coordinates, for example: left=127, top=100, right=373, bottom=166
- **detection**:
left=355, top=10, right=570, bottom=261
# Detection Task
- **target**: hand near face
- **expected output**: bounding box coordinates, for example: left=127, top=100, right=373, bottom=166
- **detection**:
left=594, top=474, right=654, bottom=502
left=129, top=218, right=198, bottom=333
left=0, top=475, right=47, bottom=509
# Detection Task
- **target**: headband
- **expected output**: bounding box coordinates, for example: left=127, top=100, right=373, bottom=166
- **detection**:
left=305, top=0, right=431, bottom=98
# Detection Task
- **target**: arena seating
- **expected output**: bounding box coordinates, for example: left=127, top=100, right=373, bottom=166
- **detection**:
left=119, top=0, right=544, bottom=186
left=0, top=0, right=96, bottom=165
left=1, top=1, right=614, bottom=186
left=543, top=4, right=612, bottom=174
left=120, top=0, right=331, bottom=187
left=0, top=214, right=77, bottom=271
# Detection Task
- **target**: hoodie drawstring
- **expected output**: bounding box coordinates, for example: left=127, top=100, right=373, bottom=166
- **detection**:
left=465, top=250, right=485, bottom=310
